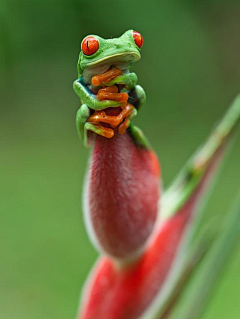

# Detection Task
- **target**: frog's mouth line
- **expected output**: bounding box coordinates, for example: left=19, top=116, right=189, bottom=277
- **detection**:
left=82, top=52, right=140, bottom=84
left=86, top=52, right=140, bottom=68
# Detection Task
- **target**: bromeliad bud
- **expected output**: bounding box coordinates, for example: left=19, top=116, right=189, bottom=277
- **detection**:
left=84, top=131, right=160, bottom=260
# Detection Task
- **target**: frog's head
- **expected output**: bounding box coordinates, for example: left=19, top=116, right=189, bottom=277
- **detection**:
left=77, top=30, right=143, bottom=83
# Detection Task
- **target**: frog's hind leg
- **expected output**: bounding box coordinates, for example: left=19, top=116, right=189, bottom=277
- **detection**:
left=76, top=104, right=115, bottom=147
left=127, top=124, right=151, bottom=150
left=76, top=104, right=90, bottom=140
left=84, top=123, right=114, bottom=147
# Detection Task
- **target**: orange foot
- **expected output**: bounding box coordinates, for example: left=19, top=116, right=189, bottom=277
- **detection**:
left=91, top=67, right=123, bottom=87
left=88, top=103, right=134, bottom=130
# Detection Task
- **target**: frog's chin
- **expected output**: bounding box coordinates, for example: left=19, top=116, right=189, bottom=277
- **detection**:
left=82, top=52, right=140, bottom=84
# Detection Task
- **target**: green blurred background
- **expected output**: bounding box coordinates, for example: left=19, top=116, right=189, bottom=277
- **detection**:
left=1, top=0, right=240, bottom=318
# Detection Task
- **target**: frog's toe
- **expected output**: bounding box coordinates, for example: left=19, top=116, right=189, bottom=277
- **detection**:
left=84, top=122, right=114, bottom=147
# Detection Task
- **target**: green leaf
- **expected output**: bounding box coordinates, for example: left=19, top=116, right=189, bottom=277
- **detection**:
left=167, top=194, right=240, bottom=319
left=161, top=94, right=240, bottom=221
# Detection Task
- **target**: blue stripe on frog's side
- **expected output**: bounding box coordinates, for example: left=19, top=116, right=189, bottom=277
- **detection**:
left=77, top=77, right=96, bottom=99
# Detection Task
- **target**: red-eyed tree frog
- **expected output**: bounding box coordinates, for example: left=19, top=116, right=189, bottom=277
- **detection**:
left=73, top=30, right=149, bottom=148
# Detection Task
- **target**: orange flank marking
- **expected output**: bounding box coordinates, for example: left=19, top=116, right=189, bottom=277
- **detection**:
left=91, top=67, right=123, bottom=86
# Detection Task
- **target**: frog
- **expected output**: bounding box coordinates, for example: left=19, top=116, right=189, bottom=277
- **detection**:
left=73, top=29, right=150, bottom=148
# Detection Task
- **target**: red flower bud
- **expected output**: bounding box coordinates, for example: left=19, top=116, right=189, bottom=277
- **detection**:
left=83, top=132, right=161, bottom=260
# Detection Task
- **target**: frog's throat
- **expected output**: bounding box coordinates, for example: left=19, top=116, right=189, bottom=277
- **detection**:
left=81, top=52, right=140, bottom=83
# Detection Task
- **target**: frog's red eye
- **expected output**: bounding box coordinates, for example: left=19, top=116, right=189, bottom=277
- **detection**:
left=133, top=31, right=144, bottom=48
left=81, top=37, right=99, bottom=55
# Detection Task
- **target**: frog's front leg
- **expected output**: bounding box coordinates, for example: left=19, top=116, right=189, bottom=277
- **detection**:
left=76, top=104, right=114, bottom=147
left=107, top=72, right=138, bottom=90
left=73, top=79, right=123, bottom=111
